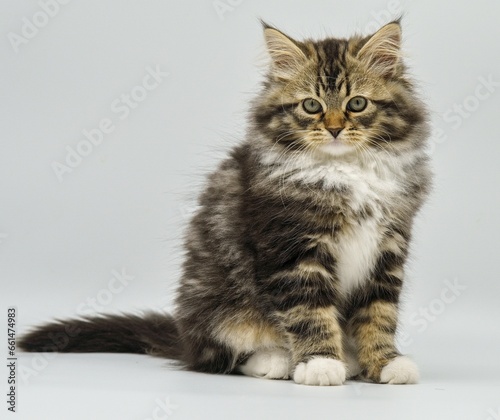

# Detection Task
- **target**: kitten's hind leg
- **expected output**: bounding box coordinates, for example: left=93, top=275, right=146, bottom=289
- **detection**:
left=239, top=348, right=290, bottom=379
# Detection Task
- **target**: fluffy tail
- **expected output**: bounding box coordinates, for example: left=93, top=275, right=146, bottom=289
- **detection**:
left=18, top=312, right=182, bottom=360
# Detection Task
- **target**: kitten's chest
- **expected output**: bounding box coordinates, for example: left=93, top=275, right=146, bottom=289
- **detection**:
left=269, top=155, right=405, bottom=292
left=319, top=165, right=399, bottom=293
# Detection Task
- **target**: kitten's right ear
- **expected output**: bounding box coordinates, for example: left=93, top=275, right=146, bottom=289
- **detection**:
left=261, top=21, right=308, bottom=80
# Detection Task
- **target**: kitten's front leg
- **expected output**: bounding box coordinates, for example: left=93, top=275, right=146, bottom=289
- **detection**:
left=349, top=300, right=419, bottom=384
left=265, top=262, right=346, bottom=386
left=348, top=243, right=419, bottom=384
left=285, top=306, right=346, bottom=386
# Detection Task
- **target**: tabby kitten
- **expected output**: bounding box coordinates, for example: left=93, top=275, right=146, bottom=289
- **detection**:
left=20, top=20, right=432, bottom=386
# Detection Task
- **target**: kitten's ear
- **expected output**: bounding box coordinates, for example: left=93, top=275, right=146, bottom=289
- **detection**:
left=262, top=22, right=308, bottom=80
left=357, top=21, right=402, bottom=77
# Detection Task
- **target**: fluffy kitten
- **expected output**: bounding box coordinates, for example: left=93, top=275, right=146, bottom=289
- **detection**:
left=19, top=20, right=432, bottom=386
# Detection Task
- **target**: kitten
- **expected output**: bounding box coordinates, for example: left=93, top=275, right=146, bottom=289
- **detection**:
left=19, top=19, right=432, bottom=386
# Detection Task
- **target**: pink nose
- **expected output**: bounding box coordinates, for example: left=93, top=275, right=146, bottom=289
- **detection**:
left=328, top=127, right=344, bottom=138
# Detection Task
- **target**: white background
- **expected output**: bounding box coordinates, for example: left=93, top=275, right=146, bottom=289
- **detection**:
left=1, top=1, right=500, bottom=419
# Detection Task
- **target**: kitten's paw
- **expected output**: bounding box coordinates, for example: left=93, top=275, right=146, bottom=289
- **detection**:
left=293, top=357, right=346, bottom=386
left=239, top=348, right=290, bottom=379
left=380, top=356, right=419, bottom=384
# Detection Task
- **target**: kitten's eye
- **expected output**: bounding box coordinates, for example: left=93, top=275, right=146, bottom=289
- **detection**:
left=302, top=98, right=323, bottom=114
left=346, top=96, right=368, bottom=112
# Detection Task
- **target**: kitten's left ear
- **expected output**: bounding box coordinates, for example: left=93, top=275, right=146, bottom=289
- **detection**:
left=357, top=21, right=402, bottom=77
left=262, top=21, right=308, bottom=80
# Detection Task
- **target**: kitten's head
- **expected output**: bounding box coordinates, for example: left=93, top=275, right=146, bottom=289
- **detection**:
left=252, top=20, right=428, bottom=159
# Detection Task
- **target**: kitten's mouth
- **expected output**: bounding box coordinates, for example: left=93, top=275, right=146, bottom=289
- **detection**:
left=320, top=136, right=355, bottom=156
left=326, top=136, right=349, bottom=148
left=329, top=137, right=344, bottom=146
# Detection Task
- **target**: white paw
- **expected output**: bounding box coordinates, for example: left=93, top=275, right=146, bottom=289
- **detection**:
left=293, top=357, right=346, bottom=386
left=380, top=356, right=419, bottom=384
left=239, top=348, right=290, bottom=379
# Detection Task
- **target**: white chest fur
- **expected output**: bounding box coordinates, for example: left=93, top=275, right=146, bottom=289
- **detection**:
left=327, top=161, right=392, bottom=294
left=335, top=217, right=381, bottom=294
left=263, top=150, right=405, bottom=291
left=261, top=148, right=414, bottom=293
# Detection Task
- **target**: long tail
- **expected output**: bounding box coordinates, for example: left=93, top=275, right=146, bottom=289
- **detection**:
left=18, top=312, right=182, bottom=360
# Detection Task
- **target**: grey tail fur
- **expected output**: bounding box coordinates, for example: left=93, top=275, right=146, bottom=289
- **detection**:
left=18, top=312, right=183, bottom=360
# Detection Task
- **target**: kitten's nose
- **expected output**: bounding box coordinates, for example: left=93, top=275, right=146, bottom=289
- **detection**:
left=328, top=127, right=344, bottom=139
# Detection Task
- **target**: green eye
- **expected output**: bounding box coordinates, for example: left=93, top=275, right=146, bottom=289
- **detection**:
left=346, top=96, right=368, bottom=112
left=302, top=98, right=323, bottom=114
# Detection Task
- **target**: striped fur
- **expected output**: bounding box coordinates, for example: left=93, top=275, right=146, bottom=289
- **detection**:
left=19, top=20, right=431, bottom=386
